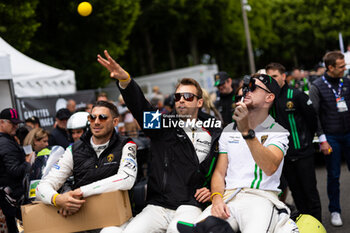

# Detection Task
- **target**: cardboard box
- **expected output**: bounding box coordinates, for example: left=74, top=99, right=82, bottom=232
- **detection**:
left=21, top=190, right=132, bottom=233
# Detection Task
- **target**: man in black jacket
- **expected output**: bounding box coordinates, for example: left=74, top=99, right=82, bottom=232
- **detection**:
left=0, top=108, right=33, bottom=233
left=98, top=50, right=222, bottom=233
left=49, top=108, right=71, bottom=148
left=266, top=63, right=322, bottom=222
left=214, top=71, right=235, bottom=126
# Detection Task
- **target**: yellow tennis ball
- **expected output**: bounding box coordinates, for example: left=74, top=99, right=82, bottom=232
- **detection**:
left=77, top=2, right=92, bottom=17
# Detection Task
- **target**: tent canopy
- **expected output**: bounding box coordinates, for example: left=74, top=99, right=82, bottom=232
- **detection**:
left=0, top=37, right=76, bottom=98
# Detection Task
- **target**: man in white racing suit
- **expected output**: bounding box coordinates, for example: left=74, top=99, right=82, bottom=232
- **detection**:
left=37, top=101, right=137, bottom=232
left=196, top=74, right=299, bottom=233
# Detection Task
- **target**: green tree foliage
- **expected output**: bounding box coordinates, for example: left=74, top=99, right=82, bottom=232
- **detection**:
left=4, top=0, right=350, bottom=89
left=0, top=0, right=40, bottom=52
left=250, top=0, right=350, bottom=70
left=27, top=0, right=140, bottom=89
left=123, top=0, right=246, bottom=78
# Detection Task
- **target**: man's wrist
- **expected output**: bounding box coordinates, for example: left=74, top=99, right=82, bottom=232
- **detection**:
left=52, top=193, right=60, bottom=207
left=210, top=192, right=223, bottom=202
left=118, top=79, right=131, bottom=89
left=242, top=129, right=255, bottom=140
left=318, top=134, right=327, bottom=143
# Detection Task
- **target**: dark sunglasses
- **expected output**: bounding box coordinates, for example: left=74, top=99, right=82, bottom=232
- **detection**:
left=248, top=81, right=271, bottom=93
left=174, top=93, right=200, bottom=102
left=88, top=114, right=109, bottom=122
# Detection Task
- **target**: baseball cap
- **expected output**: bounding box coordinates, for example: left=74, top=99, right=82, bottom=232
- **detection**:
left=214, top=72, right=230, bottom=86
left=25, top=116, right=40, bottom=124
left=56, top=108, right=71, bottom=120
left=253, top=74, right=281, bottom=98
left=177, top=216, right=235, bottom=233
left=0, top=108, right=23, bottom=124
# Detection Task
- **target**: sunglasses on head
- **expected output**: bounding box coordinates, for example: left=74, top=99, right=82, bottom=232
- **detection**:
left=248, top=79, right=271, bottom=93
left=88, top=114, right=109, bottom=122
left=174, top=93, right=200, bottom=102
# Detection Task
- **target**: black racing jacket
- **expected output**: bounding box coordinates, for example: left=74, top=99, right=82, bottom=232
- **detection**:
left=214, top=90, right=235, bottom=127
left=0, top=133, right=31, bottom=199
left=118, top=79, right=222, bottom=210
left=273, top=83, right=317, bottom=161
left=72, top=130, right=132, bottom=189
left=49, top=126, right=71, bottom=148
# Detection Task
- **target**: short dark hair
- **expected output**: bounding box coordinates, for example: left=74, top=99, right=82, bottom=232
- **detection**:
left=175, top=78, right=203, bottom=99
left=25, top=116, right=41, bottom=126
left=265, top=63, right=286, bottom=75
left=92, top=101, right=119, bottom=118
left=323, top=51, right=344, bottom=69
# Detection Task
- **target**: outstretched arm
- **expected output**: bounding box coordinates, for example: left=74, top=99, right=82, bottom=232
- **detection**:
left=97, top=50, right=161, bottom=138
left=97, top=50, right=131, bottom=88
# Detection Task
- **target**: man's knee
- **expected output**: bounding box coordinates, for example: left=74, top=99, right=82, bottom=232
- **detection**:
left=100, top=226, right=123, bottom=233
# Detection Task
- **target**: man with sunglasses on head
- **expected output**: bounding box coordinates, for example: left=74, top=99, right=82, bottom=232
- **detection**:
left=195, top=74, right=299, bottom=232
left=37, top=101, right=137, bottom=232
left=266, top=63, right=322, bottom=222
left=98, top=50, right=222, bottom=233
left=0, top=108, right=33, bottom=233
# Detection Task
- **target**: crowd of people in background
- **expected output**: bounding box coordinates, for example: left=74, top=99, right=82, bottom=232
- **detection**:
left=0, top=49, right=349, bottom=233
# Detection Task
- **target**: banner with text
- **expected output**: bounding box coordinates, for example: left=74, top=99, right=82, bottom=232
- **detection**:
left=16, top=90, right=96, bottom=131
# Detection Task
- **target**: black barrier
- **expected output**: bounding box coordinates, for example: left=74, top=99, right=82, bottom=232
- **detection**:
left=16, top=90, right=96, bottom=131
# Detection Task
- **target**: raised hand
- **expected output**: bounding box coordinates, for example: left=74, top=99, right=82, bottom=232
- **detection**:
left=97, top=50, right=130, bottom=81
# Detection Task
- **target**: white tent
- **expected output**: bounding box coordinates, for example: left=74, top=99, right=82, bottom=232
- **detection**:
left=0, top=37, right=76, bottom=98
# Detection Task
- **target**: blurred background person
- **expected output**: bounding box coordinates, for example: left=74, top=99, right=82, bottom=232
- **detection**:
left=290, top=67, right=310, bottom=94
left=25, top=116, right=41, bottom=130
left=266, top=62, right=322, bottom=222
left=150, top=94, right=166, bottom=113
left=97, top=92, right=109, bottom=102
left=214, top=71, right=236, bottom=126
left=85, top=102, right=94, bottom=113
left=23, top=128, right=50, bottom=157
left=14, top=126, right=30, bottom=147
left=201, top=88, right=223, bottom=122
left=66, top=99, right=76, bottom=114
left=150, top=86, right=161, bottom=100
left=66, top=111, right=89, bottom=142
left=0, top=108, right=33, bottom=233
left=49, top=108, right=71, bottom=148
left=163, top=95, right=174, bottom=114
left=309, top=51, right=350, bottom=227
left=309, top=64, right=326, bottom=84
left=23, top=128, right=50, bottom=200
